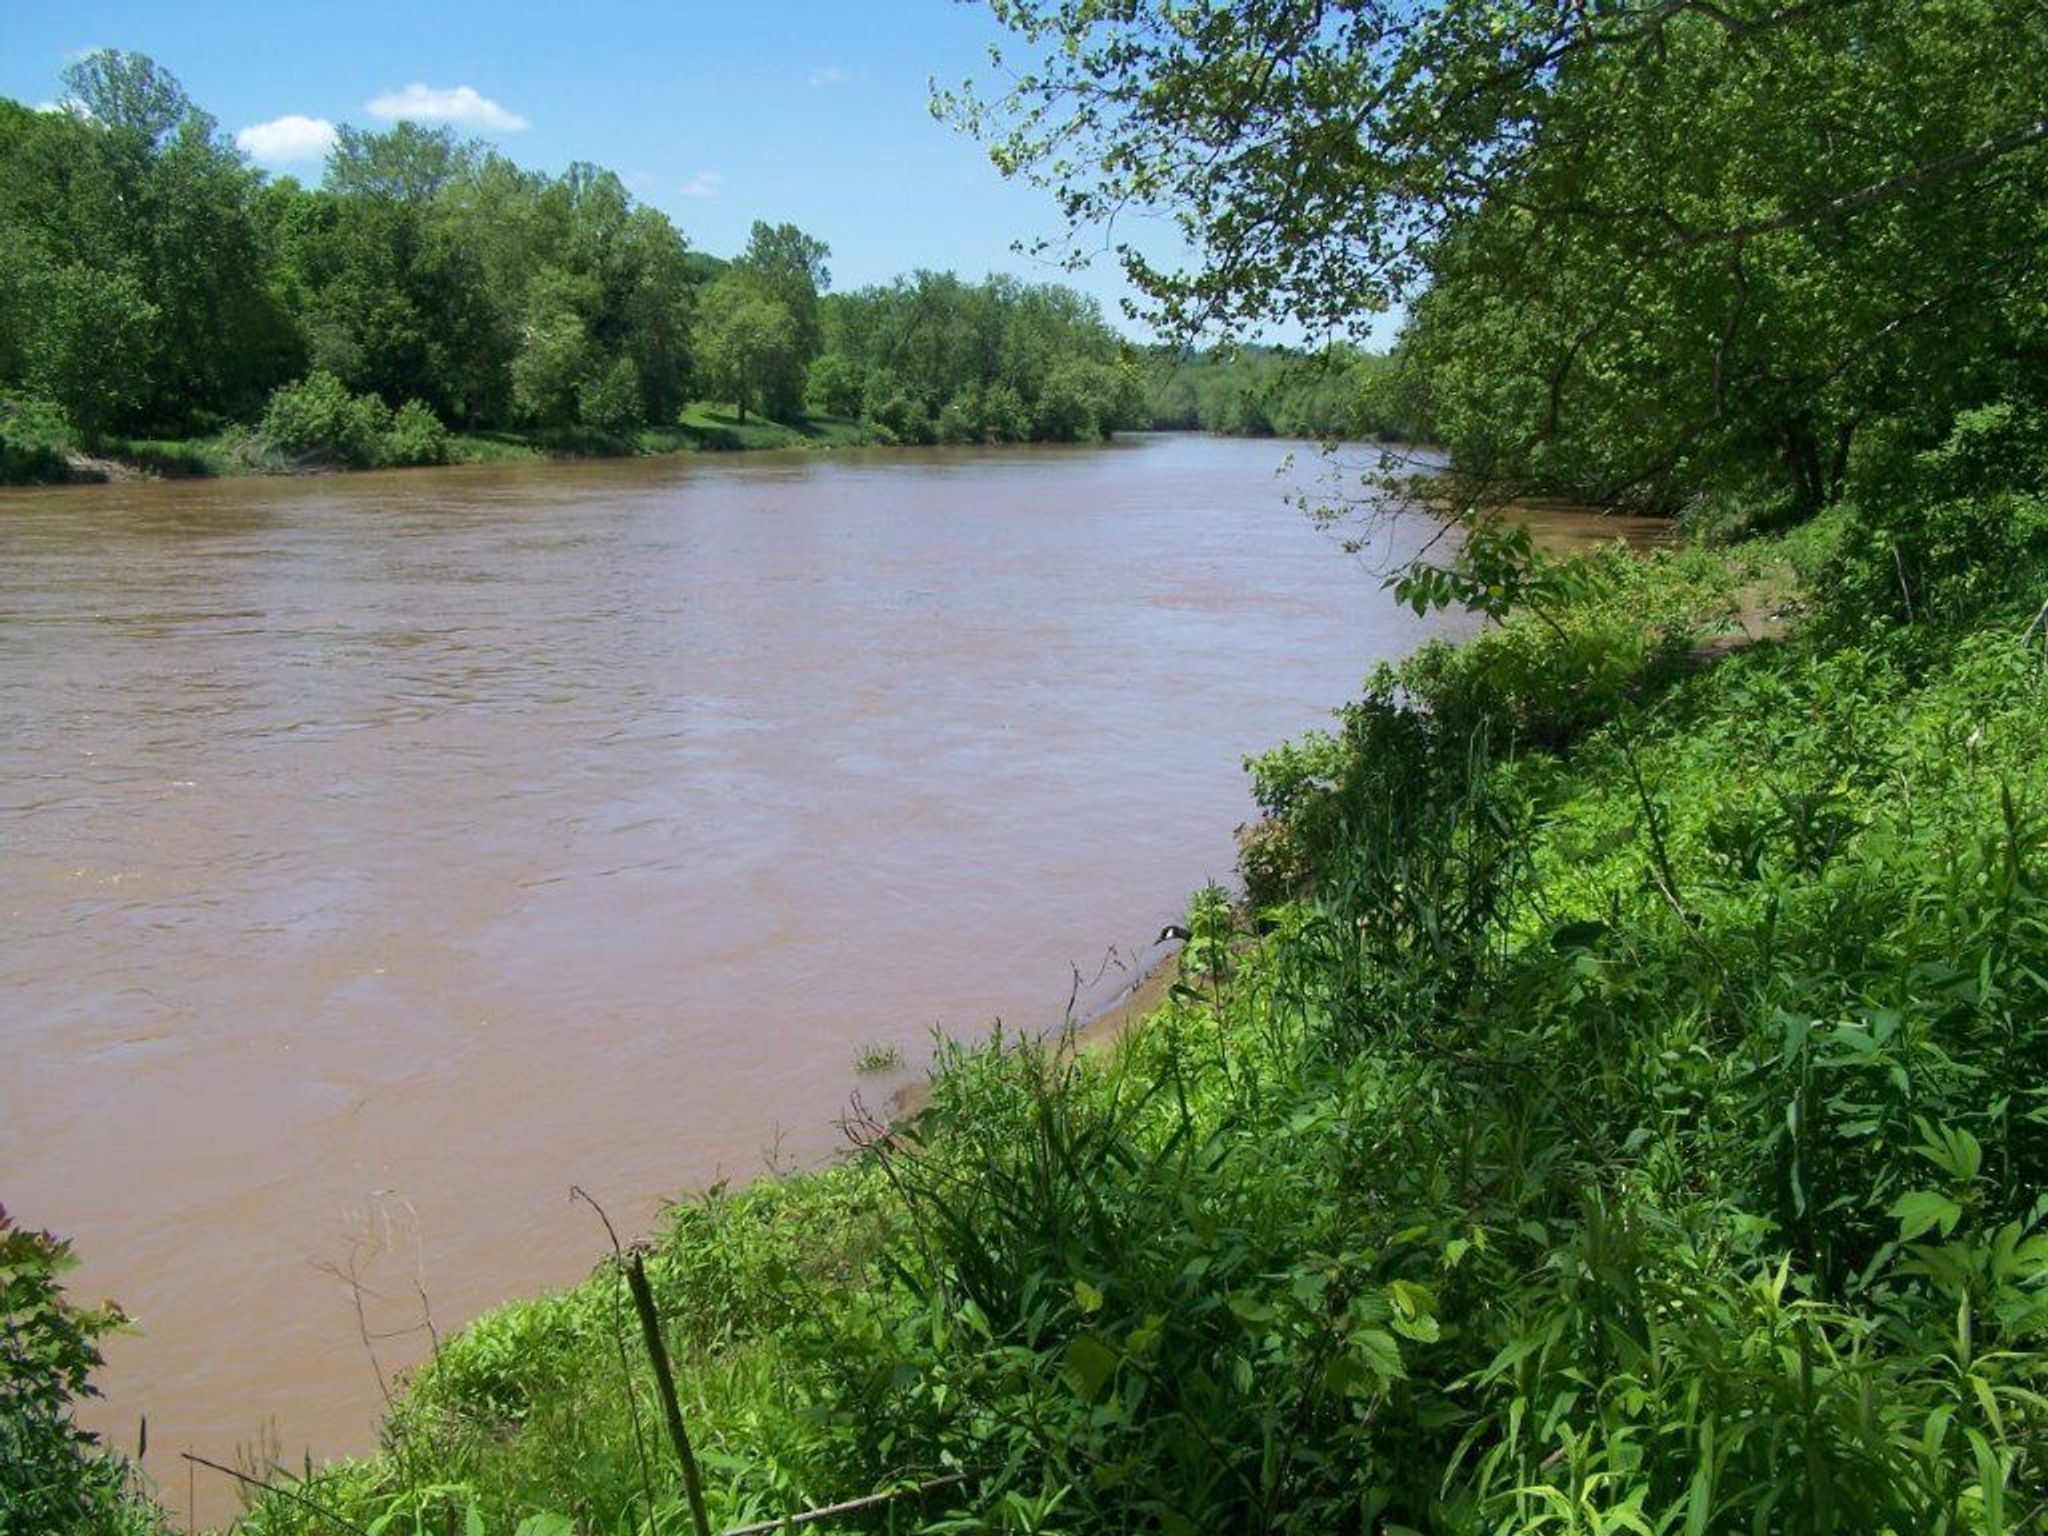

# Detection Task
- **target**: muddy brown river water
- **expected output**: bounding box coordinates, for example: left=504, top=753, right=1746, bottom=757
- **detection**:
left=0, top=435, right=1656, bottom=1524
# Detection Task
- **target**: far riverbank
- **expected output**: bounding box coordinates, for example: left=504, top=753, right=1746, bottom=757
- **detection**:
left=12, top=402, right=880, bottom=486
left=10, top=407, right=1439, bottom=491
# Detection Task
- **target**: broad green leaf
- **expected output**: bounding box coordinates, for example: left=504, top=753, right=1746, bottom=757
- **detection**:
left=1890, top=1189, right=1964, bottom=1241
left=1064, top=1332, right=1119, bottom=1403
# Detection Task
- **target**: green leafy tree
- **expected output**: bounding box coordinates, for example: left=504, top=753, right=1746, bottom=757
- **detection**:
left=693, top=273, right=801, bottom=422
left=815, top=270, right=1137, bottom=441
left=936, top=383, right=985, bottom=444
left=509, top=267, right=598, bottom=427
left=804, top=351, right=863, bottom=417
left=736, top=220, right=830, bottom=412
left=613, top=207, right=695, bottom=423
left=982, top=381, right=1030, bottom=442
left=956, top=0, right=2048, bottom=513
left=22, top=264, right=157, bottom=444
left=325, top=122, right=477, bottom=204
left=270, top=181, right=505, bottom=420
left=576, top=355, right=644, bottom=435
left=426, top=156, right=693, bottom=427
left=57, top=50, right=188, bottom=142
left=1031, top=356, right=1112, bottom=441
left=55, top=51, right=292, bottom=423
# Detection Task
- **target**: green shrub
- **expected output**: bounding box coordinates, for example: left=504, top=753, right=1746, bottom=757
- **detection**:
left=0, top=1209, right=161, bottom=1536
left=935, top=388, right=982, bottom=445
left=0, top=436, right=70, bottom=484
left=1811, top=394, right=2048, bottom=638
left=868, top=389, right=932, bottom=444
left=378, top=399, right=451, bottom=467
left=256, top=374, right=454, bottom=470
left=804, top=353, right=863, bottom=418
left=256, top=372, right=390, bottom=466
left=0, top=396, right=76, bottom=484
left=982, top=383, right=1030, bottom=443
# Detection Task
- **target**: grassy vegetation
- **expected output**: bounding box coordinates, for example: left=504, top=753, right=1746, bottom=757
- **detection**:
left=0, top=397, right=86, bottom=483
left=664, top=407, right=872, bottom=454
left=96, top=432, right=257, bottom=479
left=204, top=414, right=2048, bottom=1535
left=852, top=1042, right=905, bottom=1076
left=445, top=408, right=871, bottom=463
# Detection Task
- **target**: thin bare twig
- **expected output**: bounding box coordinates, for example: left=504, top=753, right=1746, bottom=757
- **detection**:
left=570, top=1186, right=657, bottom=1526
left=718, top=1471, right=974, bottom=1536
left=627, top=1249, right=713, bottom=1536
left=180, top=1451, right=371, bottom=1536
left=2020, top=597, right=2048, bottom=651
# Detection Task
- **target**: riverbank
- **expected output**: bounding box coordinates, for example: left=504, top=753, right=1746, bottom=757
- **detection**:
left=3, top=434, right=1453, bottom=1532
left=197, top=481, right=2048, bottom=1532
left=21, top=469, right=2048, bottom=1529
left=3, top=414, right=1442, bottom=491
left=5, top=404, right=880, bottom=487
left=887, top=936, right=1186, bottom=1125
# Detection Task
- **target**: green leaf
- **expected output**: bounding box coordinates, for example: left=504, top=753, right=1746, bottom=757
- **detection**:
left=1125, top=1312, right=1165, bottom=1356
left=1890, top=1189, right=1965, bottom=1241
left=1392, top=1310, right=1441, bottom=1343
left=1686, top=1417, right=1717, bottom=1536
left=1064, top=1332, right=1119, bottom=1403
left=1350, top=1327, right=1406, bottom=1384
left=1323, top=1352, right=1375, bottom=1398
left=1387, top=1278, right=1435, bottom=1319
left=1227, top=1294, right=1277, bottom=1326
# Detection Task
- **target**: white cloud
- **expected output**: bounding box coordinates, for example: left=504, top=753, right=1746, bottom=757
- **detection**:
left=235, top=114, right=338, bottom=164
left=807, top=64, right=851, bottom=87
left=365, top=83, right=528, bottom=133
left=677, top=169, right=723, bottom=199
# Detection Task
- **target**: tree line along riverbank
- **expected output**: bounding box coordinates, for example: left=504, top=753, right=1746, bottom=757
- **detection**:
left=0, top=51, right=1418, bottom=489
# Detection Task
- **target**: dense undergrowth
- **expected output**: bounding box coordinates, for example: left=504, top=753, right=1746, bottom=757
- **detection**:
left=192, top=401, right=2048, bottom=1535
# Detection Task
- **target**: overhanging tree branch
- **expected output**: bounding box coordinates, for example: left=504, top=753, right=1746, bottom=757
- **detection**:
left=1668, top=114, right=2048, bottom=250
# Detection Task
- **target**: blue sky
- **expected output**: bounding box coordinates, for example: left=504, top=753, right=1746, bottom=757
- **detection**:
left=2, top=0, right=1192, bottom=335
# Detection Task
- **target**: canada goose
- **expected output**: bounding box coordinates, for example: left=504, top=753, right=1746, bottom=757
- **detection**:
left=1156, top=924, right=1192, bottom=944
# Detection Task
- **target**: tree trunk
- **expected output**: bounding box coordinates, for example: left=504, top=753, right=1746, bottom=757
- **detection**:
left=1827, top=423, right=1855, bottom=502
left=1783, top=422, right=1826, bottom=515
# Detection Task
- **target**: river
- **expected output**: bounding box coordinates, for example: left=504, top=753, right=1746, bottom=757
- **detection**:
left=0, top=434, right=1650, bottom=1524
